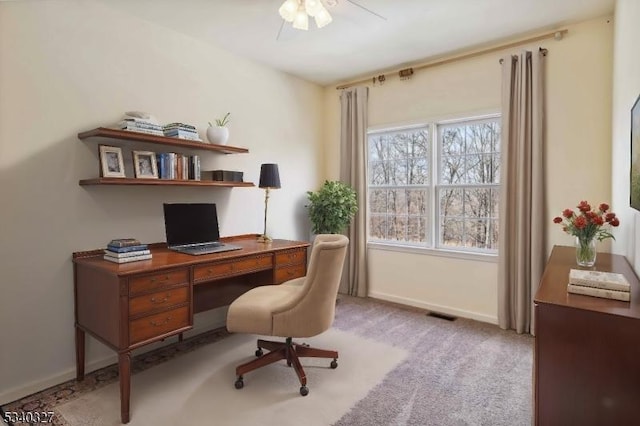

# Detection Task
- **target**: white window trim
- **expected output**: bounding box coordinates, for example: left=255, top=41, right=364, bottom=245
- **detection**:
left=366, top=112, right=501, bottom=260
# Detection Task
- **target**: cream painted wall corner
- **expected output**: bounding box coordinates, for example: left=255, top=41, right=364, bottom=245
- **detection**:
left=611, top=0, right=640, bottom=274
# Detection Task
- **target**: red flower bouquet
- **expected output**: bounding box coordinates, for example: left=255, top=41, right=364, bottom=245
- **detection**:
left=553, top=201, right=619, bottom=266
left=553, top=201, right=619, bottom=241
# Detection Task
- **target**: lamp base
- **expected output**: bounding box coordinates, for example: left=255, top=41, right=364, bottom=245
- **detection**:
left=257, top=234, right=273, bottom=243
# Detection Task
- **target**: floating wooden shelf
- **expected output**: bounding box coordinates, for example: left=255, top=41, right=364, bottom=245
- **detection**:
left=79, top=178, right=255, bottom=187
left=78, top=127, right=248, bottom=154
left=78, top=127, right=252, bottom=188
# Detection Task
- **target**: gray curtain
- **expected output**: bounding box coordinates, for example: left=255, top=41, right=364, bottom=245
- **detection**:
left=498, top=50, right=546, bottom=334
left=339, top=86, right=368, bottom=297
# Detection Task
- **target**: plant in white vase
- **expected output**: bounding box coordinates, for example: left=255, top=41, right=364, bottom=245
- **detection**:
left=207, top=112, right=231, bottom=145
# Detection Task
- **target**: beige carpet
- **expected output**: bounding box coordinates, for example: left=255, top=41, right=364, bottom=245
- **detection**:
left=56, top=329, right=407, bottom=426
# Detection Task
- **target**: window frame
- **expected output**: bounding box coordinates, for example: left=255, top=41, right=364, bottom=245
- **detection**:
left=366, top=113, right=501, bottom=262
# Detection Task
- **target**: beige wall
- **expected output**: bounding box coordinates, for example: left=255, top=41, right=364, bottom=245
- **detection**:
left=324, top=17, right=613, bottom=324
left=0, top=0, right=323, bottom=403
left=611, top=0, right=640, bottom=271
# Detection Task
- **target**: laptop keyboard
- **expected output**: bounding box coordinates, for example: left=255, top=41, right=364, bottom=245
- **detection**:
left=174, top=243, right=242, bottom=255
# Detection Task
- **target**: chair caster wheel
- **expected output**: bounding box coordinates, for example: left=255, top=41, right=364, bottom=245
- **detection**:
left=300, top=386, right=309, bottom=396
left=330, top=359, right=338, bottom=369
left=235, top=377, right=244, bottom=389
left=255, top=348, right=263, bottom=357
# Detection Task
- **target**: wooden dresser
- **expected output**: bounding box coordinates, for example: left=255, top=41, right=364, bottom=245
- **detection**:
left=73, top=235, right=309, bottom=423
left=534, top=246, right=640, bottom=425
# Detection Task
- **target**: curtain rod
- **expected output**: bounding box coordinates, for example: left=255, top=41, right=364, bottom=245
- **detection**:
left=335, top=29, right=568, bottom=90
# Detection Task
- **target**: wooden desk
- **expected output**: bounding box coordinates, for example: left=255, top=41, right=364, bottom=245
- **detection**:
left=73, top=235, right=309, bottom=424
left=534, top=246, right=640, bottom=425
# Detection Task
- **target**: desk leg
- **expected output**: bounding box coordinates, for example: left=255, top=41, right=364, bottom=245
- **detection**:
left=119, top=352, right=131, bottom=424
left=75, top=326, right=85, bottom=381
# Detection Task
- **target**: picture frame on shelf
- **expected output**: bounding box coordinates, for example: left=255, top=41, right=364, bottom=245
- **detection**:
left=99, top=145, right=126, bottom=178
left=133, top=151, right=158, bottom=179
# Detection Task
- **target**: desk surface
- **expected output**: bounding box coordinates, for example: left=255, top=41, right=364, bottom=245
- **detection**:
left=73, top=234, right=310, bottom=276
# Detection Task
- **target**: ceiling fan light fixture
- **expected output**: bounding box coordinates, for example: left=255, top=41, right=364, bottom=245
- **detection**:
left=292, top=5, right=309, bottom=30
left=278, top=0, right=299, bottom=22
left=314, top=7, right=332, bottom=28
left=305, top=0, right=323, bottom=17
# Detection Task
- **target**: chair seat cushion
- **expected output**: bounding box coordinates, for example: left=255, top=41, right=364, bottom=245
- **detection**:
left=226, top=284, right=300, bottom=336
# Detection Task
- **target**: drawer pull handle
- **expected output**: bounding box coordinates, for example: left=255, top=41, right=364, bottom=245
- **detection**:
left=151, top=275, right=170, bottom=283
left=151, top=294, right=171, bottom=304
left=150, top=317, right=172, bottom=327
left=288, top=270, right=295, bottom=276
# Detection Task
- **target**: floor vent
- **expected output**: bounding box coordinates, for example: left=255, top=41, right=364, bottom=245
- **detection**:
left=426, top=311, right=457, bottom=321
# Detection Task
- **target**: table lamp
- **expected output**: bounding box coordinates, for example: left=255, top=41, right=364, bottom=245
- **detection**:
left=257, top=163, right=281, bottom=243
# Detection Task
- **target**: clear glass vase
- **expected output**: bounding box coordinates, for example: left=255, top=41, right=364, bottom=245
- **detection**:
left=575, top=236, right=597, bottom=267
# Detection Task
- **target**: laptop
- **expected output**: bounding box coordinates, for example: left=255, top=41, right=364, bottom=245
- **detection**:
left=163, top=203, right=242, bottom=255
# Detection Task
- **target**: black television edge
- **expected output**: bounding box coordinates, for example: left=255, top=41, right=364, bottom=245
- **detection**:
left=630, top=93, right=640, bottom=211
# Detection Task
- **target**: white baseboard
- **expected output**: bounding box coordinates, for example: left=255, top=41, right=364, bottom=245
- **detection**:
left=368, top=291, right=498, bottom=325
left=0, top=313, right=227, bottom=406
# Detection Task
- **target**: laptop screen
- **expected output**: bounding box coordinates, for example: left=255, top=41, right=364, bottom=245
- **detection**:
left=163, top=203, right=220, bottom=247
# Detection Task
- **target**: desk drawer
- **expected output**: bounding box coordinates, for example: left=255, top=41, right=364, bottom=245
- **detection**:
left=129, top=305, right=189, bottom=345
left=130, top=269, right=189, bottom=295
left=275, top=249, right=306, bottom=266
left=275, top=264, right=306, bottom=284
left=194, top=255, right=272, bottom=282
left=129, top=286, right=190, bottom=317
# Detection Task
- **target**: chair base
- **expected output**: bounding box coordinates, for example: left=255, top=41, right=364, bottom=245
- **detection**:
left=234, top=337, right=338, bottom=395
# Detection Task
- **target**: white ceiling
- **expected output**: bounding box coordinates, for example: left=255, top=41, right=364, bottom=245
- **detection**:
left=99, top=0, right=615, bottom=86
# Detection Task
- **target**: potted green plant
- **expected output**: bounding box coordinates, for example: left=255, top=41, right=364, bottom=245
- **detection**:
left=306, top=180, right=358, bottom=234
left=207, top=112, right=231, bottom=145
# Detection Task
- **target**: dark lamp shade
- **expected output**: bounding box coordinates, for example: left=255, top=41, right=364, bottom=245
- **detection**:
left=259, top=163, right=281, bottom=189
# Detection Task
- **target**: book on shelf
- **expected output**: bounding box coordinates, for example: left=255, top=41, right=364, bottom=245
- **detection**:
left=104, top=249, right=151, bottom=258
left=108, top=238, right=141, bottom=248
left=164, top=130, right=200, bottom=138
left=569, top=269, right=631, bottom=292
left=103, top=253, right=153, bottom=264
left=119, top=120, right=163, bottom=131
left=567, top=283, right=631, bottom=302
left=163, top=122, right=197, bottom=131
left=120, top=127, right=165, bottom=136
left=106, top=244, right=149, bottom=253
left=189, top=155, right=201, bottom=180
left=163, top=130, right=202, bottom=141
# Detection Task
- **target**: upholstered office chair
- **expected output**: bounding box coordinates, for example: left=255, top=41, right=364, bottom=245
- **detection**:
left=226, top=234, right=349, bottom=396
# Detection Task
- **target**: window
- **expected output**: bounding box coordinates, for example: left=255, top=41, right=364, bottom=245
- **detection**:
left=367, top=116, right=501, bottom=255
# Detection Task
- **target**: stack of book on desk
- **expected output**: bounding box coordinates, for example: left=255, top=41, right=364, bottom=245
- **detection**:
left=104, top=238, right=152, bottom=264
left=567, top=269, right=631, bottom=301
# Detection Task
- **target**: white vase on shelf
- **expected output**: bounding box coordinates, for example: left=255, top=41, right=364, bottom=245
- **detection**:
left=206, top=125, right=229, bottom=145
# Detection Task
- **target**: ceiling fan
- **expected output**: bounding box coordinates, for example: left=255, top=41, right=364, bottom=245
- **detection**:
left=276, top=0, right=386, bottom=38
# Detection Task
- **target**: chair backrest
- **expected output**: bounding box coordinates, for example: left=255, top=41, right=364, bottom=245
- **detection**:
left=272, top=234, right=349, bottom=337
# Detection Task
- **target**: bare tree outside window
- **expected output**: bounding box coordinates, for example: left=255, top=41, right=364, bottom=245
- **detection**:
left=367, top=116, right=501, bottom=255
left=439, top=119, right=500, bottom=252
left=368, top=126, right=430, bottom=244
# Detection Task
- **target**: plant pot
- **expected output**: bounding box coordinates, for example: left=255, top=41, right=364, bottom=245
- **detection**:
left=206, top=126, right=229, bottom=145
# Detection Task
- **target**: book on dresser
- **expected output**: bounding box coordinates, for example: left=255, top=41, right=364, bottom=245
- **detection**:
left=104, top=249, right=151, bottom=258
left=567, top=283, right=631, bottom=301
left=569, top=269, right=631, bottom=292
left=106, top=244, right=148, bottom=253
left=108, top=238, right=142, bottom=248
left=103, top=253, right=153, bottom=263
